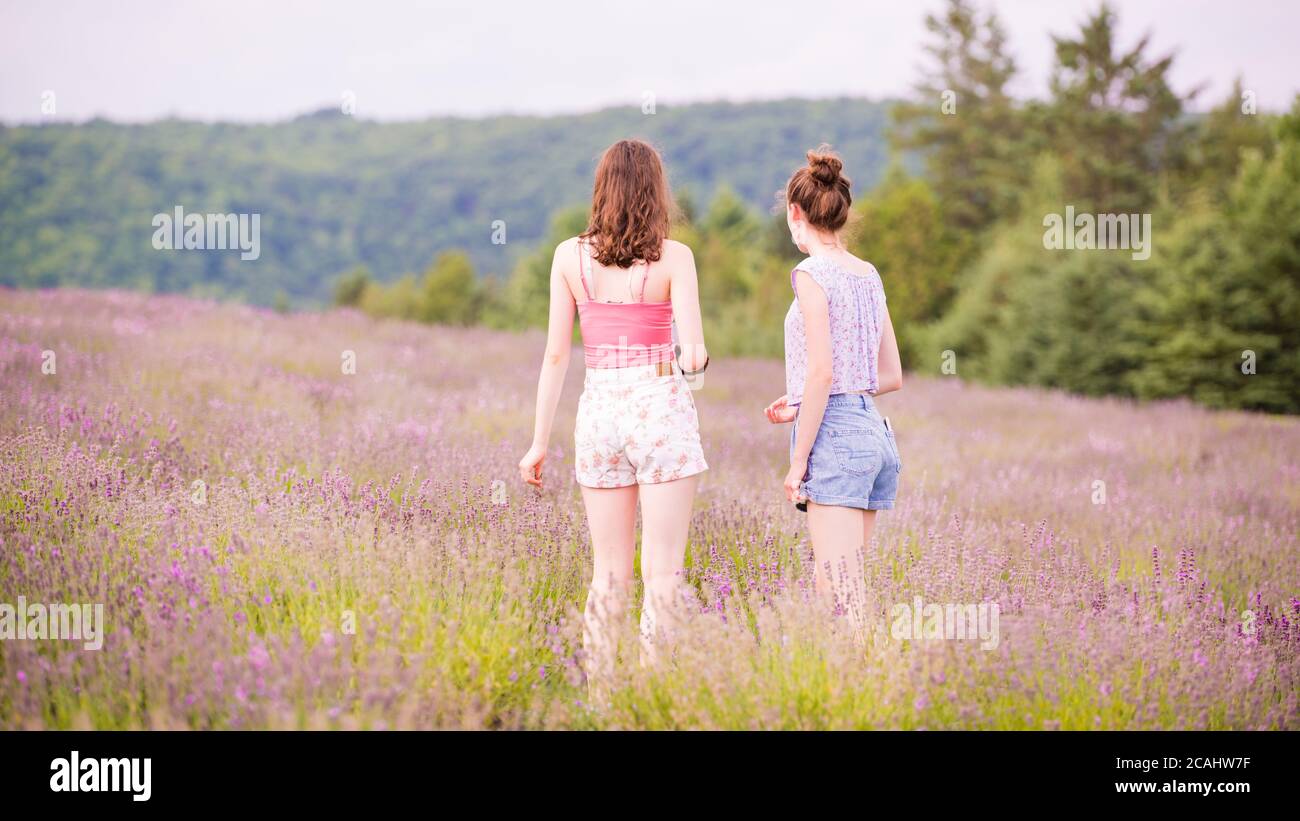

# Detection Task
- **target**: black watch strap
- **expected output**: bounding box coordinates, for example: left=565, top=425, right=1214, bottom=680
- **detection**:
left=680, top=355, right=709, bottom=376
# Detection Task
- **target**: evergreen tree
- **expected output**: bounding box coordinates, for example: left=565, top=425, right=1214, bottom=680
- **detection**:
left=1046, top=3, right=1193, bottom=213
left=891, top=0, right=1027, bottom=234
left=987, top=248, right=1145, bottom=397
left=1181, top=78, right=1275, bottom=199
left=919, top=156, right=1066, bottom=381
left=1133, top=101, right=1300, bottom=412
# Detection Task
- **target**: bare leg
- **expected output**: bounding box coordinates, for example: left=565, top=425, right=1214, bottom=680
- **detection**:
left=805, top=502, right=870, bottom=642
left=636, top=474, right=699, bottom=668
left=861, top=508, right=878, bottom=554
left=861, top=509, right=879, bottom=641
left=579, top=484, right=638, bottom=704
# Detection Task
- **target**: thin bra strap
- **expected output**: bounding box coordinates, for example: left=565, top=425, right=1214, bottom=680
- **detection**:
left=578, top=240, right=654, bottom=303
left=637, top=259, right=651, bottom=302
left=576, top=240, right=594, bottom=302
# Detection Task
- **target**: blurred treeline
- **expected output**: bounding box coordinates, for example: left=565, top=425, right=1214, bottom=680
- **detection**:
left=345, top=1, right=1299, bottom=413
left=0, top=99, right=892, bottom=304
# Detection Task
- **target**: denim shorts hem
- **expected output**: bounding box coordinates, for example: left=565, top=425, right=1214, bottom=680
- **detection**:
left=799, top=489, right=889, bottom=511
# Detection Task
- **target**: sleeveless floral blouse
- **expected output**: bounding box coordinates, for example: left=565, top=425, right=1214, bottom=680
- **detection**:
left=783, top=254, right=888, bottom=406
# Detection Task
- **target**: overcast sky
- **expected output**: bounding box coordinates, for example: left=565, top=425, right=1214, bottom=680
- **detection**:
left=2, top=0, right=1296, bottom=123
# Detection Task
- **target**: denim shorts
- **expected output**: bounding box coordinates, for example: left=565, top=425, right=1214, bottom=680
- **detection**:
left=790, top=393, right=901, bottom=512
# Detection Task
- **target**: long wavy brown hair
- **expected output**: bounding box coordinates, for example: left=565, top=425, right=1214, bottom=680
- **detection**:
left=581, top=139, right=675, bottom=267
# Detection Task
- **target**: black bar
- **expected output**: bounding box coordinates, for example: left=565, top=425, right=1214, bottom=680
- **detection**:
left=1, top=730, right=1288, bottom=809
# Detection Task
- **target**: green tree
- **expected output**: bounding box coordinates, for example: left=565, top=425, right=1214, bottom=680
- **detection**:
left=688, top=188, right=790, bottom=357
left=919, top=155, right=1064, bottom=380
left=1181, top=78, right=1275, bottom=199
left=920, top=154, right=1150, bottom=394
left=985, top=248, right=1145, bottom=397
left=851, top=163, right=970, bottom=366
left=488, top=206, right=588, bottom=330
left=695, top=186, right=764, bottom=309
left=360, top=273, right=420, bottom=321
left=1046, top=2, right=1193, bottom=213
left=417, top=250, right=481, bottom=325
left=333, top=264, right=373, bottom=307
left=1132, top=101, right=1300, bottom=412
left=891, top=0, right=1027, bottom=234
left=0, top=99, right=897, bottom=306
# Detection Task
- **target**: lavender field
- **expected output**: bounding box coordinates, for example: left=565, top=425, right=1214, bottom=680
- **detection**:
left=1, top=288, right=1297, bottom=730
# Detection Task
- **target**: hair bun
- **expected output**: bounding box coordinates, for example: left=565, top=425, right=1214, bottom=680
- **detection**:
left=785, top=143, right=853, bottom=232
left=806, top=145, right=843, bottom=186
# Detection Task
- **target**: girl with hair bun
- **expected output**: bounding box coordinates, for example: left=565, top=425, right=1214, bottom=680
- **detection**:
left=763, top=144, right=903, bottom=642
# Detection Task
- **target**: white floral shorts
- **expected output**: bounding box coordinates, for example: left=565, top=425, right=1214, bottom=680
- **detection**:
left=574, top=365, right=709, bottom=488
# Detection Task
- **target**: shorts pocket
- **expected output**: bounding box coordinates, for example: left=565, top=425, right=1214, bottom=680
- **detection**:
left=885, top=429, right=902, bottom=472
left=829, top=429, right=882, bottom=476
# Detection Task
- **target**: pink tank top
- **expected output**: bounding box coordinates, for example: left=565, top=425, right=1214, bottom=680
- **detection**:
left=575, top=240, right=674, bottom=369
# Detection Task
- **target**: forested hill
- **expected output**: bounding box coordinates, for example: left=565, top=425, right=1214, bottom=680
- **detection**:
left=0, top=98, right=895, bottom=305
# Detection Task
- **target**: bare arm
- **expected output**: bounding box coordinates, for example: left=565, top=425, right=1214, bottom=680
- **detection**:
left=518, top=242, right=576, bottom=486
left=874, top=302, right=902, bottom=395
left=785, top=270, right=832, bottom=502
left=669, top=244, right=708, bottom=373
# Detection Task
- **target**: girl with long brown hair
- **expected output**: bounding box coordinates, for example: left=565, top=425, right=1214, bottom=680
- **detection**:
left=518, top=139, right=709, bottom=700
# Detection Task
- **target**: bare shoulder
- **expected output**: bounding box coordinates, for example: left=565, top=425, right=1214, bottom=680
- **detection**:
left=554, top=236, right=581, bottom=258
left=660, top=238, right=695, bottom=264
left=551, top=236, right=583, bottom=275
